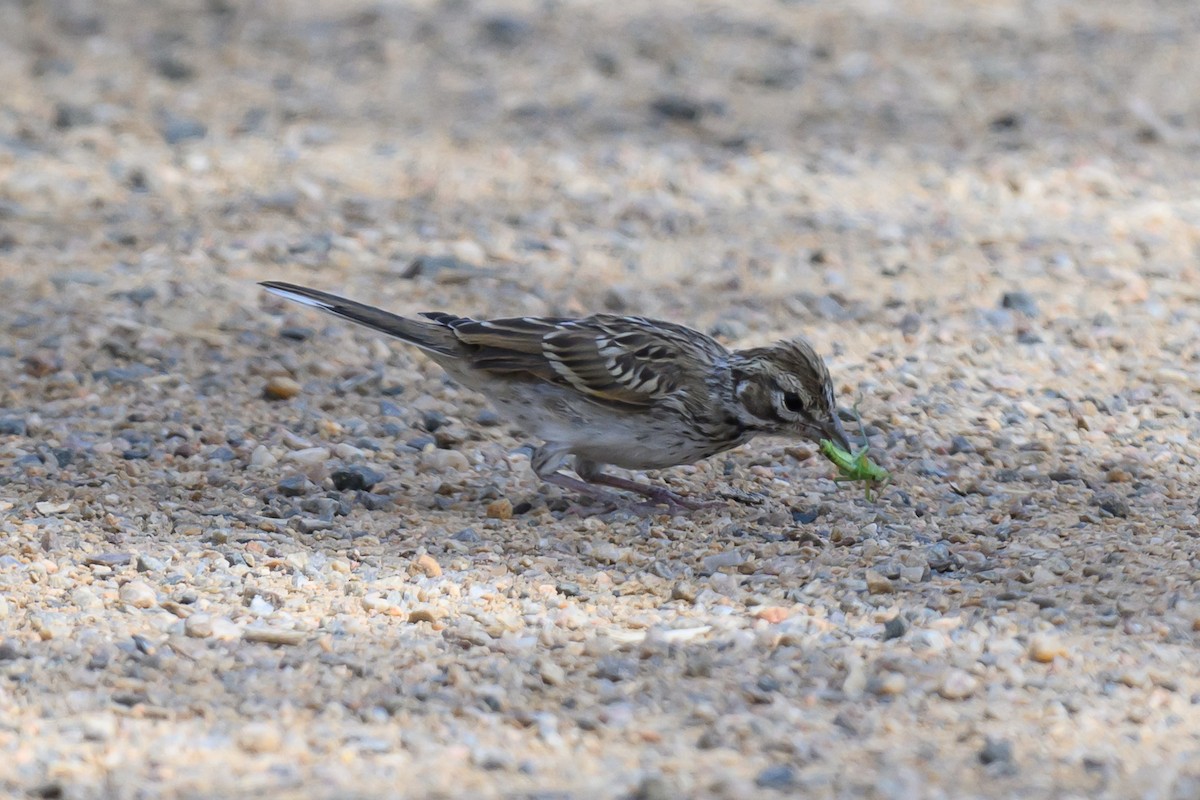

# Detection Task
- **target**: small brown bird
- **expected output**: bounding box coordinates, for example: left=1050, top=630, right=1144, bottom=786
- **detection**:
left=261, top=281, right=850, bottom=510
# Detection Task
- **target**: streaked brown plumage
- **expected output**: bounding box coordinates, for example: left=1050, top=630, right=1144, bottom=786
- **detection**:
left=260, top=281, right=850, bottom=510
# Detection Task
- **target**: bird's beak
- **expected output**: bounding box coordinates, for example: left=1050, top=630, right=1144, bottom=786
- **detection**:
left=822, top=416, right=853, bottom=452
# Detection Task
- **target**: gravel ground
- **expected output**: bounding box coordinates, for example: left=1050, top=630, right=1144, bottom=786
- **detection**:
left=3, top=0, right=1200, bottom=798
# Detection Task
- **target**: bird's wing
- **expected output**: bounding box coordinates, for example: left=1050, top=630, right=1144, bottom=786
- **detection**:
left=446, top=314, right=728, bottom=408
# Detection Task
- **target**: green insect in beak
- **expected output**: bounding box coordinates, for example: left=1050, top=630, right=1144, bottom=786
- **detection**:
left=819, top=402, right=890, bottom=501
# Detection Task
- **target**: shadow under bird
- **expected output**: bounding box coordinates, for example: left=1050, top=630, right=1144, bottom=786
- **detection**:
left=260, top=281, right=851, bottom=511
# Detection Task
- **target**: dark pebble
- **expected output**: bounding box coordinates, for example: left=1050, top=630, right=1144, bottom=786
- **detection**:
left=480, top=14, right=532, bottom=47
left=331, top=464, right=384, bottom=492
left=754, top=765, right=797, bottom=790
left=280, top=326, right=313, bottom=341
left=948, top=435, right=974, bottom=455
left=153, top=54, right=195, bottom=81
left=0, top=417, right=27, bottom=436
left=898, top=312, right=921, bottom=334
left=979, top=737, right=1014, bottom=764
left=990, top=112, right=1021, bottom=131
left=1000, top=291, right=1039, bottom=317
left=451, top=527, right=481, bottom=543
left=556, top=581, right=581, bottom=597
left=356, top=491, right=392, bottom=511
left=1095, top=492, right=1130, bottom=518
left=123, top=448, right=151, bottom=460
left=421, top=411, right=448, bottom=432
left=380, top=422, right=405, bottom=437
left=883, top=615, right=908, bottom=640
left=379, top=400, right=404, bottom=417
left=925, top=542, right=957, bottom=572
left=791, top=507, right=819, bottom=524
left=511, top=500, right=533, bottom=515
left=54, top=102, right=96, bottom=129
left=475, top=409, right=503, bottom=427
left=1016, top=329, right=1043, bottom=345
left=0, top=640, right=22, bottom=661
left=159, top=113, right=207, bottom=144
left=405, top=436, right=435, bottom=451
left=380, top=384, right=406, bottom=397
left=207, top=446, right=237, bottom=462
left=1049, top=469, right=1080, bottom=482
left=52, top=448, right=74, bottom=467
left=651, top=94, right=704, bottom=121
left=277, top=476, right=311, bottom=497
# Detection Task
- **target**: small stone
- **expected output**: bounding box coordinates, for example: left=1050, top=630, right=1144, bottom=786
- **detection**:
left=1000, top=291, right=1039, bottom=317
left=153, top=54, right=194, bottom=81
left=54, top=102, right=96, bottom=129
left=869, top=672, right=907, bottom=696
left=285, top=447, right=331, bottom=466
left=331, top=464, right=383, bottom=491
left=480, top=14, right=532, bottom=47
left=159, top=113, right=207, bottom=144
left=631, top=775, right=671, bottom=800
left=277, top=475, right=311, bottom=496
left=184, top=613, right=214, bottom=638
left=671, top=582, right=696, bottom=602
left=35, top=501, right=71, bottom=515
left=119, top=581, right=156, bottom=609
left=452, top=528, right=481, bottom=543
left=84, top=552, right=132, bottom=567
left=263, top=376, right=302, bottom=400
left=237, top=723, right=282, bottom=754
left=702, top=550, right=744, bottom=573
left=420, top=449, right=470, bottom=472
left=0, top=417, right=27, bottom=436
left=651, top=94, right=704, bottom=121
left=938, top=669, right=979, bottom=700
left=755, top=764, right=796, bottom=790
left=538, top=659, right=566, bottom=686
left=242, top=627, right=305, bottom=645
left=753, top=607, right=790, bottom=624
left=414, top=554, right=442, bottom=578
left=486, top=498, right=513, bottom=520
left=475, top=409, right=502, bottom=427
left=408, top=608, right=439, bottom=624
left=71, top=588, right=104, bottom=611
left=883, top=616, right=908, bottom=640
left=556, top=582, right=581, bottom=597
left=250, top=445, right=277, bottom=468
left=136, top=554, right=166, bottom=573
left=210, top=617, right=242, bottom=641
left=1028, top=634, right=1066, bottom=663
left=866, top=570, right=894, bottom=595
left=979, top=737, right=1014, bottom=765
left=1095, top=492, right=1129, bottom=518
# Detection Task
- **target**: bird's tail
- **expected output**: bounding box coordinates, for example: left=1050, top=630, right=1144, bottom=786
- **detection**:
left=259, top=281, right=461, bottom=356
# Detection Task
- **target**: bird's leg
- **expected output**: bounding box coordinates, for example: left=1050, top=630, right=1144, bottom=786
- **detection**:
left=573, top=458, right=724, bottom=511
left=538, top=471, right=628, bottom=510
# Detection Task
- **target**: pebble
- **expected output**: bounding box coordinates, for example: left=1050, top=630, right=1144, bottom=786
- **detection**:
left=1000, top=291, right=1039, bottom=317
left=331, top=465, right=383, bottom=491
left=285, top=447, right=331, bottom=466
left=119, top=581, right=156, bottom=609
left=185, top=613, right=214, bottom=638
left=414, top=554, right=442, bottom=578
left=883, top=616, right=908, bottom=640
left=866, top=570, right=894, bottom=595
left=1027, top=634, right=1066, bottom=663
left=277, top=475, right=311, bottom=496
left=242, top=627, right=305, bottom=646
left=938, top=669, right=979, bottom=700
left=250, top=445, right=277, bottom=467
left=263, top=376, right=302, bottom=400
left=0, top=417, right=27, bottom=435
left=755, top=765, right=797, bottom=790
left=420, top=449, right=471, bottom=472
left=979, top=737, right=1014, bottom=765
left=701, top=550, right=744, bottom=573
left=486, top=498, right=513, bottom=519
left=237, top=723, right=283, bottom=754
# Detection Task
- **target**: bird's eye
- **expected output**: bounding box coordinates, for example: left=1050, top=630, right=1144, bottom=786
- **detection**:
left=782, top=393, right=805, bottom=414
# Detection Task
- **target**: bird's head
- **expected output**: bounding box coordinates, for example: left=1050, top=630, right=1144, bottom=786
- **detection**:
left=730, top=337, right=850, bottom=450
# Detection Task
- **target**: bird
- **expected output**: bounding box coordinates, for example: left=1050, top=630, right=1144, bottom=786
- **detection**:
left=260, top=280, right=851, bottom=511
